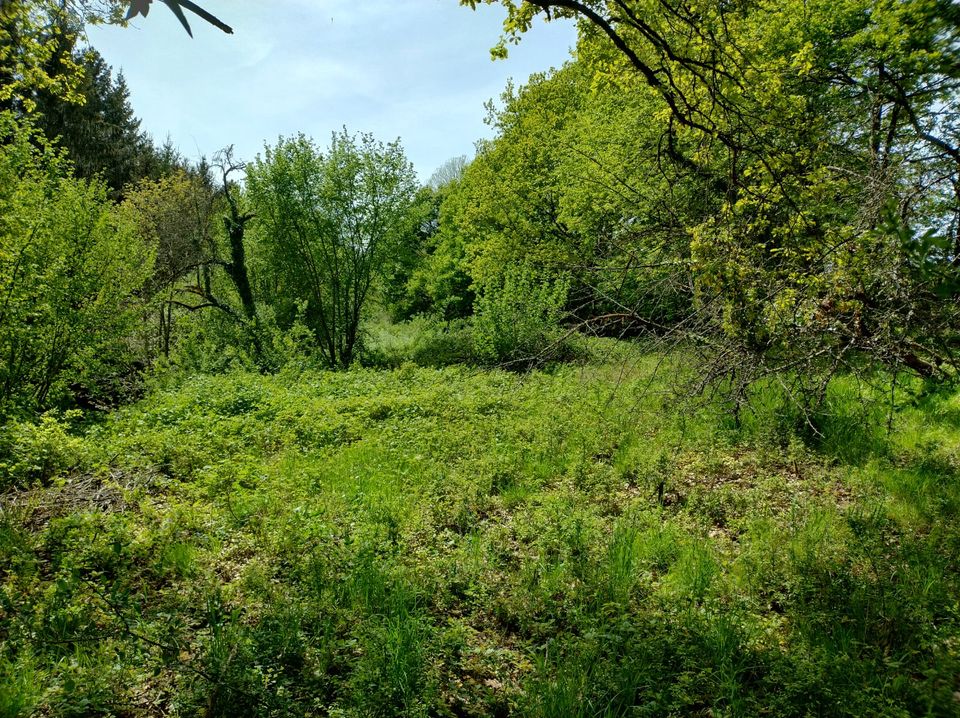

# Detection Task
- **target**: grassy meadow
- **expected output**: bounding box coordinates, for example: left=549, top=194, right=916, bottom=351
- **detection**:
left=1, top=340, right=958, bottom=717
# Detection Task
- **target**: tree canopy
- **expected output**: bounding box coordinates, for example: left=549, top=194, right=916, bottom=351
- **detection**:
left=455, top=0, right=960, bottom=385
left=247, top=131, right=419, bottom=368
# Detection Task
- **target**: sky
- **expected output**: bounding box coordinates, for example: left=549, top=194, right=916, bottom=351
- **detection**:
left=85, top=1, right=577, bottom=181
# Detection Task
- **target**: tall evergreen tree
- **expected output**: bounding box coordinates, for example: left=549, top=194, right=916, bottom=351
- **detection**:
left=1, top=3, right=162, bottom=195
left=33, top=46, right=154, bottom=193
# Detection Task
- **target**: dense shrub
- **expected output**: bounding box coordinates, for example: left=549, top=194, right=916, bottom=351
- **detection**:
left=0, top=115, right=153, bottom=416
left=0, top=411, right=85, bottom=489
left=363, top=316, right=475, bottom=368
left=473, top=265, right=569, bottom=366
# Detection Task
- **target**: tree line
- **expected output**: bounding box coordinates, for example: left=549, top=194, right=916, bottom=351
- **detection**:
left=0, top=0, right=957, bottom=421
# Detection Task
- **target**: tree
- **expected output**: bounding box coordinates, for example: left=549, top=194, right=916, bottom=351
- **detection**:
left=2, top=2, right=176, bottom=198
left=123, top=167, right=216, bottom=357
left=33, top=46, right=154, bottom=194
left=462, top=0, right=960, bottom=385
left=124, top=148, right=261, bottom=360
left=216, top=149, right=257, bottom=324
left=378, top=184, right=446, bottom=322
left=428, top=62, right=705, bottom=331
left=439, top=69, right=588, bottom=292
left=428, top=155, right=469, bottom=190
left=0, top=115, right=153, bottom=414
left=0, top=0, right=87, bottom=112
left=1, top=0, right=226, bottom=125
left=247, top=130, right=418, bottom=368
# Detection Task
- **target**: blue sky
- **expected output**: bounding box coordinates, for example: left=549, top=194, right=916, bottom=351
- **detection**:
left=86, top=1, right=576, bottom=181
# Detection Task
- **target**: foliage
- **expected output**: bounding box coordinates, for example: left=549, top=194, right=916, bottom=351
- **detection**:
left=2, top=351, right=959, bottom=715
left=473, top=264, right=570, bottom=366
left=0, top=1, right=86, bottom=112
left=33, top=45, right=155, bottom=195
left=438, top=69, right=588, bottom=292
left=462, top=0, right=960, bottom=385
left=378, top=185, right=443, bottom=322
left=363, top=315, right=476, bottom=369
left=247, top=130, right=419, bottom=368
left=2, top=3, right=960, bottom=715
left=431, top=61, right=706, bottom=336
left=0, top=115, right=153, bottom=416
left=0, top=410, right=85, bottom=489
left=123, top=169, right=217, bottom=297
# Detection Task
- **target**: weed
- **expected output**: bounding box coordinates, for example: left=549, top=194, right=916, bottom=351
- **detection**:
left=1, top=350, right=958, bottom=715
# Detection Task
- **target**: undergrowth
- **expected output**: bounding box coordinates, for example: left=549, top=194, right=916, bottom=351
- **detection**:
left=0, top=347, right=958, bottom=716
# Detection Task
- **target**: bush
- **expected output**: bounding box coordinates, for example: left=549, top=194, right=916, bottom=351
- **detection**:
left=363, top=316, right=475, bottom=368
left=0, top=115, right=153, bottom=416
left=157, top=301, right=329, bottom=380
left=473, top=265, right=569, bottom=366
left=0, top=411, right=85, bottom=489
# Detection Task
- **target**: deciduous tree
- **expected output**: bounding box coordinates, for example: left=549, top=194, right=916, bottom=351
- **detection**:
left=462, top=0, right=960, bottom=383
left=0, top=115, right=153, bottom=414
left=247, top=130, right=418, bottom=368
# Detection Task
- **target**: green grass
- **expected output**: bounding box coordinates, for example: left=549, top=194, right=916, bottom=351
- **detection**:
left=1, top=348, right=958, bottom=716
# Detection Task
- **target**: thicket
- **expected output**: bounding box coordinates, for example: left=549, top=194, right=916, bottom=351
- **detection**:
left=3, top=1, right=956, bottom=415
left=0, top=116, right=152, bottom=416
